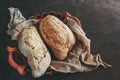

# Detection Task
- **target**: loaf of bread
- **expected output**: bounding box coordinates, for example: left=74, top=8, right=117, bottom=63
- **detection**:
left=40, top=15, right=76, bottom=60
left=18, top=26, right=51, bottom=78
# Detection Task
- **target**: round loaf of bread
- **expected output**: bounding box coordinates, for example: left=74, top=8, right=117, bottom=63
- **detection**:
left=18, top=26, right=51, bottom=78
left=40, top=15, right=76, bottom=60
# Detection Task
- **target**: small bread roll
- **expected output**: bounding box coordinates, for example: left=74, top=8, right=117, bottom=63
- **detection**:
left=18, top=26, right=51, bottom=78
left=40, top=15, right=76, bottom=60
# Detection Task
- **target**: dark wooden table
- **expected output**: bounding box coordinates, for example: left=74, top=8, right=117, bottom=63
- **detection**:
left=0, top=0, right=120, bottom=80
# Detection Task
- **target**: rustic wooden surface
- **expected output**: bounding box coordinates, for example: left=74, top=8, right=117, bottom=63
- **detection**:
left=0, top=0, right=120, bottom=80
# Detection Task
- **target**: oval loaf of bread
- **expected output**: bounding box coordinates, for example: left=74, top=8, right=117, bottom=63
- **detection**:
left=40, top=15, right=76, bottom=60
left=18, top=26, right=51, bottom=78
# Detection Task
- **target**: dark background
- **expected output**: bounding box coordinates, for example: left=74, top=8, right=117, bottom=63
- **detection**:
left=0, top=0, right=120, bottom=80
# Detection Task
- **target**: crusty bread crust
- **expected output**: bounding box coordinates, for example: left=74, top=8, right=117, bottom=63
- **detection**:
left=18, top=26, right=51, bottom=78
left=40, top=15, right=76, bottom=60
